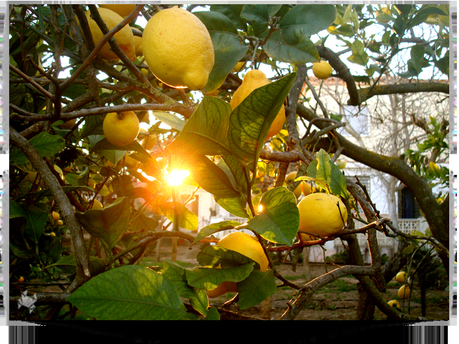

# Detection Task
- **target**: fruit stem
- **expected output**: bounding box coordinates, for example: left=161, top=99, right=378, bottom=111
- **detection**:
left=116, top=112, right=125, bottom=120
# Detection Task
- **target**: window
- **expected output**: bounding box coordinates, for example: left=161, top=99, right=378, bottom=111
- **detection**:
left=339, top=105, right=370, bottom=137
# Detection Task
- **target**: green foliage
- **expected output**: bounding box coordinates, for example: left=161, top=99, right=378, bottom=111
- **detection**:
left=9, top=3, right=450, bottom=321
left=66, top=265, right=197, bottom=320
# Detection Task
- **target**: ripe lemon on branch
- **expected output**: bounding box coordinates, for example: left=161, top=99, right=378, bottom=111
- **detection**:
left=207, top=232, right=269, bottom=298
left=142, top=7, right=214, bottom=90
left=230, top=70, right=286, bottom=141
left=78, top=8, right=136, bottom=61
left=298, top=193, right=348, bottom=237
left=98, top=4, right=137, bottom=18
left=103, top=111, right=140, bottom=146
left=312, top=60, right=333, bottom=79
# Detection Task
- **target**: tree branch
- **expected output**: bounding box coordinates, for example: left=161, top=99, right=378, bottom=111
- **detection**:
left=10, top=127, right=91, bottom=292
left=358, top=82, right=449, bottom=103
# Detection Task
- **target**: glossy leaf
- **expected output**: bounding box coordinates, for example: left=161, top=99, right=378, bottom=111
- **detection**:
left=264, top=31, right=320, bottom=64
left=237, top=269, right=278, bottom=310
left=241, top=187, right=299, bottom=246
left=227, top=72, right=296, bottom=172
left=279, top=5, right=337, bottom=45
left=307, top=149, right=332, bottom=186
left=162, top=260, right=209, bottom=317
left=161, top=202, right=199, bottom=231
left=195, top=11, right=249, bottom=94
left=240, top=5, right=269, bottom=36
left=151, top=111, right=185, bottom=131
left=75, top=197, right=130, bottom=250
left=215, top=195, right=249, bottom=219
left=166, top=96, right=232, bottom=156
left=347, top=39, right=369, bottom=65
left=11, top=132, right=65, bottom=165
left=186, top=263, right=254, bottom=290
left=196, top=245, right=258, bottom=269
left=193, top=220, right=243, bottom=244
left=66, top=265, right=196, bottom=320
left=184, top=155, right=241, bottom=199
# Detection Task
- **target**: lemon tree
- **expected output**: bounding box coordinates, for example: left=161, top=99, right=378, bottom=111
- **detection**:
left=9, top=3, right=450, bottom=322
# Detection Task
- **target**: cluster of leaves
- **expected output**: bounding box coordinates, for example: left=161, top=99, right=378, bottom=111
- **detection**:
left=404, top=116, right=449, bottom=193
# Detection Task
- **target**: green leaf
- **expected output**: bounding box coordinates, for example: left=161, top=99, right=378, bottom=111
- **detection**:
left=237, top=269, right=277, bottom=310
left=162, top=260, right=209, bottom=316
left=307, top=149, right=332, bottom=186
left=209, top=5, right=246, bottom=30
left=186, top=263, right=254, bottom=290
left=75, top=197, right=131, bottom=250
left=329, top=163, right=348, bottom=199
left=151, top=111, right=185, bottom=131
left=215, top=196, right=249, bottom=219
left=410, top=44, right=425, bottom=75
left=204, top=306, right=221, bottom=320
left=279, top=5, right=337, bottom=45
left=240, top=5, right=269, bottom=36
left=193, top=220, right=243, bottom=244
left=11, top=132, right=65, bottom=165
left=161, top=202, right=199, bottom=231
left=66, top=265, right=195, bottom=320
left=409, top=5, right=449, bottom=28
left=347, top=39, right=369, bottom=65
left=22, top=205, right=48, bottom=244
left=264, top=31, right=320, bottom=64
left=196, top=245, right=258, bottom=269
left=221, top=154, right=250, bottom=195
left=80, top=115, right=104, bottom=139
left=240, top=187, right=299, bottom=246
left=92, top=138, right=150, bottom=160
left=183, top=155, right=241, bottom=199
left=194, top=11, right=249, bottom=94
left=227, top=72, right=296, bottom=172
left=45, top=254, right=106, bottom=276
left=166, top=96, right=232, bottom=156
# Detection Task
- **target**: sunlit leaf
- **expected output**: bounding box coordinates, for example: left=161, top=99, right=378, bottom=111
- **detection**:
left=67, top=265, right=196, bottom=320
left=240, top=187, right=299, bottom=245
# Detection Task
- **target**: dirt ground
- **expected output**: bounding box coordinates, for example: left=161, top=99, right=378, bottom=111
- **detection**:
left=174, top=242, right=450, bottom=321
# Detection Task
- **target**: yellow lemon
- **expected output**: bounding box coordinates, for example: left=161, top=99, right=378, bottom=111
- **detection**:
left=103, top=111, right=140, bottom=146
left=52, top=211, right=60, bottom=221
left=398, top=285, right=411, bottom=299
left=230, top=70, right=285, bottom=140
left=134, top=35, right=143, bottom=57
left=79, top=8, right=136, bottom=61
left=388, top=300, right=400, bottom=308
left=207, top=232, right=269, bottom=298
left=395, top=271, right=407, bottom=284
left=217, top=232, right=269, bottom=272
left=298, top=193, right=348, bottom=237
left=301, top=182, right=312, bottom=196
left=285, top=172, right=303, bottom=198
left=56, top=220, right=64, bottom=226
left=142, top=7, right=214, bottom=90
left=98, top=4, right=137, bottom=18
left=206, top=280, right=239, bottom=298
left=312, top=60, right=333, bottom=79
left=89, top=199, right=103, bottom=210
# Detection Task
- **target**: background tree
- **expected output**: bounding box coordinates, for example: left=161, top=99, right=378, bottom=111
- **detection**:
left=9, top=3, right=449, bottom=321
